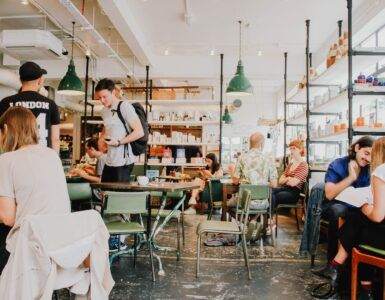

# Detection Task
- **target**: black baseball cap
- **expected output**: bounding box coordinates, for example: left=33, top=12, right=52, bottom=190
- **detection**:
left=19, top=61, right=47, bottom=81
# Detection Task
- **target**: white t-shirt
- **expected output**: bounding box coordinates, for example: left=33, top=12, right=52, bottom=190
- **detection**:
left=0, top=145, right=70, bottom=251
left=368, top=163, right=385, bottom=203
left=101, top=101, right=140, bottom=167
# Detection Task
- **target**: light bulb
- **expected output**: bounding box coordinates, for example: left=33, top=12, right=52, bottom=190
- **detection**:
left=164, top=49, right=169, bottom=56
left=21, top=0, right=29, bottom=4
left=257, top=50, right=263, bottom=56
left=210, top=49, right=215, bottom=56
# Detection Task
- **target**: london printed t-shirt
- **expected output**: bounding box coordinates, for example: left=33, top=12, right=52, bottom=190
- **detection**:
left=0, top=91, right=60, bottom=147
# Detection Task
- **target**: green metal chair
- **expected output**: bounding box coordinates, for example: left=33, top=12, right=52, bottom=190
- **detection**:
left=237, top=184, right=272, bottom=246
left=206, top=179, right=223, bottom=220
left=196, top=189, right=252, bottom=279
left=275, top=181, right=309, bottom=238
left=101, top=191, right=155, bottom=282
left=67, top=182, right=94, bottom=211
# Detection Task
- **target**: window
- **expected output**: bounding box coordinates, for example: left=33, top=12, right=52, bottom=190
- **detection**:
left=361, top=34, right=376, bottom=48
left=378, top=26, right=385, bottom=47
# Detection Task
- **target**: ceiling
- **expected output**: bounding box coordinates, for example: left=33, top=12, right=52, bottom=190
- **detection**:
left=120, top=0, right=366, bottom=92
left=0, top=0, right=373, bottom=95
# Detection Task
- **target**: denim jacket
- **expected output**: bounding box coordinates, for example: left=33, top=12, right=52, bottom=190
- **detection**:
left=299, top=183, right=325, bottom=256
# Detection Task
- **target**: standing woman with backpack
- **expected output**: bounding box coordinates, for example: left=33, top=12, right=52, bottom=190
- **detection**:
left=95, top=78, right=147, bottom=182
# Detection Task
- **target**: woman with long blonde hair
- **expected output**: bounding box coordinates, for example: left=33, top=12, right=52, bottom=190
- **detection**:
left=0, top=106, right=70, bottom=272
left=313, top=137, right=385, bottom=299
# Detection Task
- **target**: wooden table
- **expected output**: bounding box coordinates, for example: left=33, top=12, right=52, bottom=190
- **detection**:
left=158, top=175, right=190, bottom=182
left=90, top=181, right=200, bottom=276
left=221, top=180, right=239, bottom=220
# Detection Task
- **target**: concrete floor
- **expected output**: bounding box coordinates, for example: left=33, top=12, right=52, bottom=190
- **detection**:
left=108, top=212, right=329, bottom=300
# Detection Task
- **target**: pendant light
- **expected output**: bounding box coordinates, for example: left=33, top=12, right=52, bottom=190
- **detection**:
left=222, top=106, right=232, bottom=124
left=226, top=20, right=253, bottom=96
left=58, top=22, right=84, bottom=96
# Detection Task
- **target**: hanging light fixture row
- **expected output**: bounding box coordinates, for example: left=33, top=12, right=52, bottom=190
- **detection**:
left=226, top=20, right=253, bottom=97
left=58, top=21, right=84, bottom=96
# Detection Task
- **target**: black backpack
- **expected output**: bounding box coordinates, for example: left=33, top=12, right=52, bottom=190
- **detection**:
left=116, top=101, right=149, bottom=156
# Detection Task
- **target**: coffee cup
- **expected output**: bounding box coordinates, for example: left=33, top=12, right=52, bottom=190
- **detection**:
left=137, top=176, right=149, bottom=186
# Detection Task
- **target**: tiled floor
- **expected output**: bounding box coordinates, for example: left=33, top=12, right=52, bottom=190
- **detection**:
left=107, top=213, right=328, bottom=300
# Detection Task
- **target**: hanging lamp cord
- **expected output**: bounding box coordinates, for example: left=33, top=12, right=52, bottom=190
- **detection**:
left=238, top=20, right=242, bottom=61
left=71, top=21, right=75, bottom=60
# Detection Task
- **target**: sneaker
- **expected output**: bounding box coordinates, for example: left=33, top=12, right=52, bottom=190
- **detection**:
left=184, top=207, right=196, bottom=215
left=312, top=263, right=333, bottom=279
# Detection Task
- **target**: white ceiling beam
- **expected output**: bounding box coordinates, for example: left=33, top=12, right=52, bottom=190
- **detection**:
left=97, top=0, right=154, bottom=67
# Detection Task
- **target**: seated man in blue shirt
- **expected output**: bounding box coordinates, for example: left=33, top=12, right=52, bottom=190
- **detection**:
left=313, top=136, right=373, bottom=277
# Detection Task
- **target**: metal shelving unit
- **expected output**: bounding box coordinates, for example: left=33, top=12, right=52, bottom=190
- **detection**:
left=347, top=0, right=385, bottom=144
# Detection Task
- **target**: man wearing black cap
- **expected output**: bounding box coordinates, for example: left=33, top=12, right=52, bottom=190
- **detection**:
left=0, top=61, right=60, bottom=152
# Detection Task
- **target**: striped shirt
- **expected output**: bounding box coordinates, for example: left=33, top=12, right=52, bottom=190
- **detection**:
left=284, top=161, right=309, bottom=190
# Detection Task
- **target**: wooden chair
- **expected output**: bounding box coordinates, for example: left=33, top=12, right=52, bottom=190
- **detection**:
left=196, top=189, right=252, bottom=279
left=351, top=245, right=385, bottom=300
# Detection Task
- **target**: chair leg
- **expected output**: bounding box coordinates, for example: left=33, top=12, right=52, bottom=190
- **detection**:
left=295, top=207, right=300, bottom=232
left=275, top=210, right=278, bottom=238
left=181, top=213, right=185, bottom=247
left=196, top=234, right=201, bottom=278
left=133, top=234, right=137, bottom=268
left=241, top=233, right=252, bottom=280
left=311, top=254, right=315, bottom=267
left=351, top=249, right=358, bottom=300
left=148, top=240, right=156, bottom=282
left=176, top=217, right=181, bottom=261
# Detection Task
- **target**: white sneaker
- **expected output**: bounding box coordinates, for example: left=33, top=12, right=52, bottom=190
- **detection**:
left=184, top=207, right=196, bottom=215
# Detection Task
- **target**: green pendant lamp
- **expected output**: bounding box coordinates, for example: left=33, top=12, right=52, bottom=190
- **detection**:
left=58, top=22, right=84, bottom=96
left=222, top=106, right=232, bottom=124
left=226, top=20, right=253, bottom=97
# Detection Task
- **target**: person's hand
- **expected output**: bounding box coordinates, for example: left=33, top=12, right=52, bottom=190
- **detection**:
left=348, top=160, right=360, bottom=182
left=71, top=168, right=88, bottom=178
left=361, top=203, right=373, bottom=216
left=105, top=139, right=119, bottom=147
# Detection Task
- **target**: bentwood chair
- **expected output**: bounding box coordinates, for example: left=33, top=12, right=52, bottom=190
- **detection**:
left=196, top=189, right=252, bottom=279
left=351, top=245, right=385, bottom=300
left=101, top=191, right=156, bottom=282
left=275, top=181, right=309, bottom=238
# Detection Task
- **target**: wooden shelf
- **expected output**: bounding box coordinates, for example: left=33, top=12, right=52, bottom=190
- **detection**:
left=148, top=120, right=219, bottom=126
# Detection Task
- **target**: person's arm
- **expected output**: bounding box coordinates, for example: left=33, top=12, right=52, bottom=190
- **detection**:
left=324, top=160, right=359, bottom=200
left=362, top=175, right=385, bottom=223
left=286, top=162, right=308, bottom=187
left=51, top=124, right=60, bottom=153
left=0, top=197, right=16, bottom=226
left=232, top=158, right=242, bottom=184
left=279, top=173, right=289, bottom=186
left=269, top=156, right=279, bottom=188
left=72, top=169, right=101, bottom=183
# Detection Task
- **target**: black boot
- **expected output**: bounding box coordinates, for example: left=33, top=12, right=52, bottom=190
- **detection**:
left=312, top=262, right=339, bottom=280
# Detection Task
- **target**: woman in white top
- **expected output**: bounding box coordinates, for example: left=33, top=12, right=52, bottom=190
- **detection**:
left=184, top=153, right=223, bottom=215
left=0, top=107, right=70, bottom=271
left=312, top=137, right=385, bottom=298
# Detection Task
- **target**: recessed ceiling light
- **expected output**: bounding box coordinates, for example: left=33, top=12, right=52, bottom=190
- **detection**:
left=164, top=49, right=169, bottom=56
left=21, top=0, right=29, bottom=5
left=257, top=50, right=263, bottom=56
left=210, top=49, right=215, bottom=56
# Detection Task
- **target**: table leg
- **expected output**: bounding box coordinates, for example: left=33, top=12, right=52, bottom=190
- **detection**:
left=147, top=193, right=151, bottom=238
left=222, top=186, right=228, bottom=221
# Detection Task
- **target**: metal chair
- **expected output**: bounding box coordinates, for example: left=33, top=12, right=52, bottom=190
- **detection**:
left=237, top=184, right=272, bottom=246
left=101, top=191, right=156, bottom=282
left=196, top=189, right=252, bottom=279
left=67, top=182, right=94, bottom=211
left=275, top=181, right=308, bottom=238
left=351, top=245, right=385, bottom=300
left=206, top=179, right=223, bottom=220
